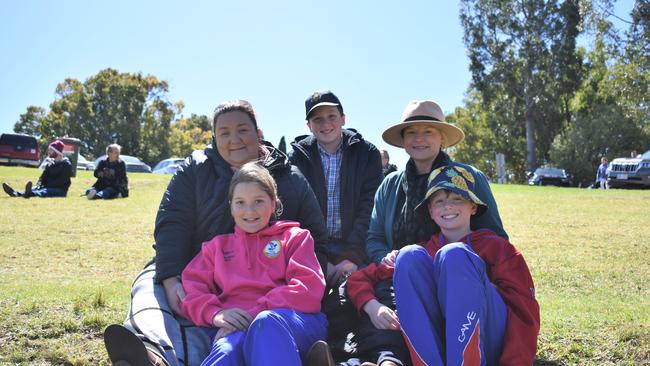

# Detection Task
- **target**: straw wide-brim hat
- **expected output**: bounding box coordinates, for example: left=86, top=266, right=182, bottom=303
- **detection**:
left=382, top=100, right=465, bottom=148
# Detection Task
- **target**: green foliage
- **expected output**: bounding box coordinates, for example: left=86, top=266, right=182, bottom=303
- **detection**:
left=447, top=100, right=498, bottom=178
left=549, top=5, right=650, bottom=186
left=460, top=0, right=583, bottom=173
left=13, top=68, right=184, bottom=165
left=168, top=113, right=212, bottom=158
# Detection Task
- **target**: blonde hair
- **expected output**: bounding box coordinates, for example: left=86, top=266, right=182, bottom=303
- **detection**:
left=228, top=162, right=283, bottom=218
left=106, top=143, right=122, bottom=154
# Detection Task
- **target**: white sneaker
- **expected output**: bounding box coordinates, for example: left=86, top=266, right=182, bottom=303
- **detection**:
left=86, top=189, right=97, bottom=200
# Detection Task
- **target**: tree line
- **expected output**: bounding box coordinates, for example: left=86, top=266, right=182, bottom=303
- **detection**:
left=452, top=0, right=648, bottom=185
left=14, top=68, right=212, bottom=166
left=14, top=1, right=649, bottom=185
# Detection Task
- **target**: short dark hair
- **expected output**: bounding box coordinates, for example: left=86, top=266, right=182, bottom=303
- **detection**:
left=212, top=100, right=258, bottom=131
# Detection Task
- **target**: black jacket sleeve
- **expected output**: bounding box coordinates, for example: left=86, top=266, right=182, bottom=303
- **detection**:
left=94, top=160, right=106, bottom=179
left=153, top=161, right=198, bottom=282
left=279, top=166, right=329, bottom=275
left=340, top=146, right=383, bottom=264
left=116, top=161, right=129, bottom=196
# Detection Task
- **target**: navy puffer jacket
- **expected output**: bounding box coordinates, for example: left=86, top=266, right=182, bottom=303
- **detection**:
left=154, top=141, right=327, bottom=282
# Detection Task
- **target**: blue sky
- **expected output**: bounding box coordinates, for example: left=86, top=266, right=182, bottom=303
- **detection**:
left=0, top=1, right=636, bottom=168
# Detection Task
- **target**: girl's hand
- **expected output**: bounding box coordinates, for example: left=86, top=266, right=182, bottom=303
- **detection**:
left=381, top=250, right=398, bottom=266
left=214, top=326, right=237, bottom=341
left=363, top=299, right=400, bottom=330
left=212, top=308, right=253, bottom=330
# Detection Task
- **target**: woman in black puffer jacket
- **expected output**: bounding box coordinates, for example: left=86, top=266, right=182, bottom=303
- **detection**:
left=103, top=100, right=328, bottom=366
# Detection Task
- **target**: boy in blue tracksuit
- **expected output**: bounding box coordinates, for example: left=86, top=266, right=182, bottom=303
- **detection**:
left=386, top=164, right=539, bottom=365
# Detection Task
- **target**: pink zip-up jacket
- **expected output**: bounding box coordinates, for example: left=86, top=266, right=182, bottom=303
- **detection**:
left=180, top=220, right=326, bottom=327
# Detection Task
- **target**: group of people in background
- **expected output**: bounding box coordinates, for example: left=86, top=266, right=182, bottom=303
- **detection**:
left=9, top=90, right=540, bottom=366
left=2, top=142, right=129, bottom=200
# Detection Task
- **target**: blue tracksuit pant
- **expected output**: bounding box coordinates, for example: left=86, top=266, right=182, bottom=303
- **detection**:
left=201, top=309, right=327, bottom=366
left=31, top=187, right=66, bottom=197
left=394, top=243, right=507, bottom=366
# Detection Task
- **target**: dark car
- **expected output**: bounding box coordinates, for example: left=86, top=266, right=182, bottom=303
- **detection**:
left=93, top=154, right=152, bottom=173
left=528, top=167, right=571, bottom=187
left=607, top=150, right=650, bottom=188
left=152, top=158, right=185, bottom=174
left=0, top=133, right=41, bottom=167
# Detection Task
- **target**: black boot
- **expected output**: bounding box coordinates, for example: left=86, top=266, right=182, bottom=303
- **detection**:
left=23, top=182, right=33, bottom=198
left=306, top=340, right=335, bottom=366
left=2, top=183, right=20, bottom=197
left=104, top=324, right=169, bottom=366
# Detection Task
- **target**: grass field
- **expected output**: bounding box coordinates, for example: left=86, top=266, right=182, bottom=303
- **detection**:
left=0, top=166, right=648, bottom=365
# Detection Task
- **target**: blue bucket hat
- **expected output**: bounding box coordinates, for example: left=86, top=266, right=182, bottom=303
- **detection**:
left=415, top=164, right=488, bottom=217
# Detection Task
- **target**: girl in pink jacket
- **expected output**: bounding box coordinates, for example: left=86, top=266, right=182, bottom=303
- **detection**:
left=181, top=162, right=328, bottom=366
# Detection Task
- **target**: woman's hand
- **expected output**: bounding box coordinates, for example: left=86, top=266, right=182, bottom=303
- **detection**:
left=326, top=259, right=358, bottom=286
left=381, top=250, right=399, bottom=266
left=212, top=308, right=253, bottom=331
left=162, top=276, right=186, bottom=317
left=363, top=299, right=400, bottom=330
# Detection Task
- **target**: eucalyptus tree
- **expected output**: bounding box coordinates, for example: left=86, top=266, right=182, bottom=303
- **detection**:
left=460, top=0, right=583, bottom=173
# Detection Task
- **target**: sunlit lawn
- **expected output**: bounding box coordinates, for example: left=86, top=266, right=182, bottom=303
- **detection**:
left=0, top=166, right=648, bottom=365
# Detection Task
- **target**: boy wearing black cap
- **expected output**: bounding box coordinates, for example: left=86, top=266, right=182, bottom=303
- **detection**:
left=347, top=164, right=540, bottom=366
left=2, top=139, right=72, bottom=198
left=290, top=90, right=383, bottom=285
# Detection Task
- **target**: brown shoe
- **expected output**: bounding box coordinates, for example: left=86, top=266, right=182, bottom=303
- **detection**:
left=306, top=340, right=335, bottom=366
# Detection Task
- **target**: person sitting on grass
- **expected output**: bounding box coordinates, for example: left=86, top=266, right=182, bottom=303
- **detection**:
left=86, top=143, right=128, bottom=199
left=180, top=162, right=328, bottom=366
left=351, top=164, right=540, bottom=366
left=2, top=139, right=72, bottom=198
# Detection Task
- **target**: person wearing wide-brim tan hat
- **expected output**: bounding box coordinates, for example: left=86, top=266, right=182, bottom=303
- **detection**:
left=382, top=100, right=465, bottom=149
left=365, top=99, right=509, bottom=265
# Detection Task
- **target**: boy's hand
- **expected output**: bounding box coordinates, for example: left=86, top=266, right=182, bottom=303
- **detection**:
left=213, top=308, right=253, bottom=330
left=162, top=276, right=186, bottom=317
left=363, top=299, right=400, bottom=330
left=381, top=250, right=398, bottom=266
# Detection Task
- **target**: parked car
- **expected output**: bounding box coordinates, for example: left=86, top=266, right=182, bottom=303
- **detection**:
left=153, top=158, right=185, bottom=174
left=0, top=133, right=40, bottom=167
left=76, top=154, right=95, bottom=171
left=607, top=150, right=650, bottom=188
left=39, top=151, right=94, bottom=172
left=528, top=167, right=571, bottom=187
left=93, top=154, right=152, bottom=173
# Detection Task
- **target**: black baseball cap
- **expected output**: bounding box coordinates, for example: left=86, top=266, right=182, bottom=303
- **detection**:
left=305, top=90, right=343, bottom=120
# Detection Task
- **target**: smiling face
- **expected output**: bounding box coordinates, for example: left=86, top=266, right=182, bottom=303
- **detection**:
left=402, top=124, right=443, bottom=173
left=214, top=111, right=260, bottom=168
left=107, top=148, right=120, bottom=162
left=231, top=181, right=276, bottom=233
left=307, top=105, right=345, bottom=153
left=428, top=190, right=477, bottom=237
